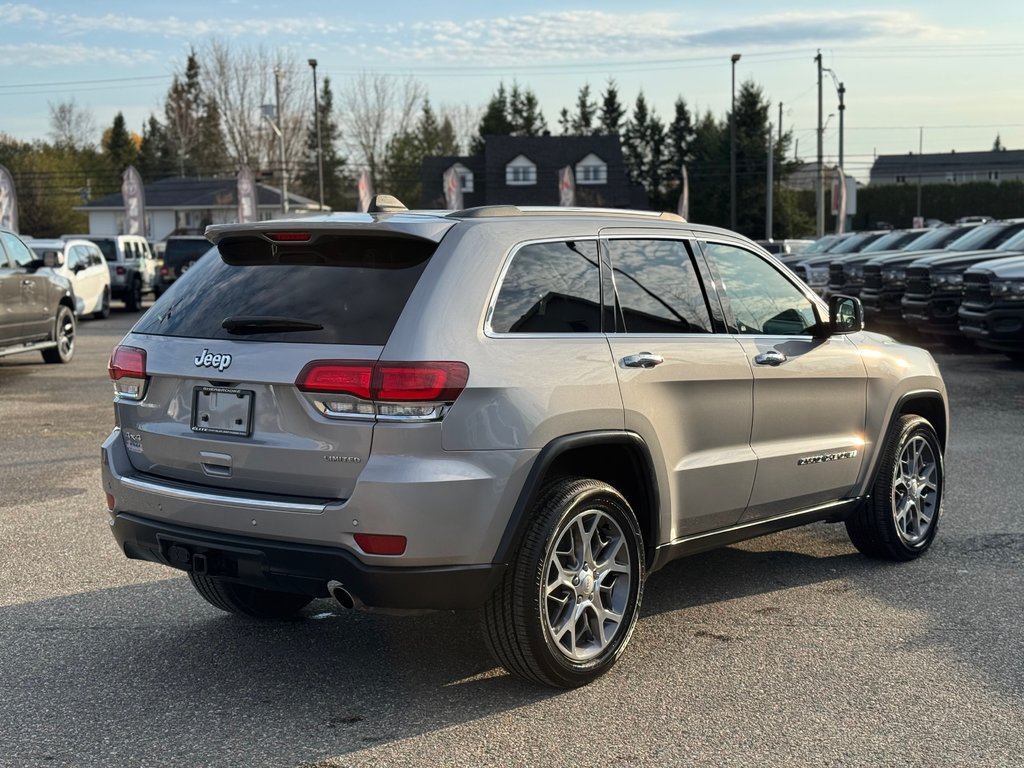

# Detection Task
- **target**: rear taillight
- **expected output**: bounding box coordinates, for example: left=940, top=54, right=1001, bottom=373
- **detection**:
left=108, top=345, right=148, bottom=400
left=115, top=266, right=126, bottom=275
left=296, top=360, right=469, bottom=421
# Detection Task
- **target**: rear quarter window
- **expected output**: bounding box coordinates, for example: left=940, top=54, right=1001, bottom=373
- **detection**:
left=490, top=240, right=602, bottom=334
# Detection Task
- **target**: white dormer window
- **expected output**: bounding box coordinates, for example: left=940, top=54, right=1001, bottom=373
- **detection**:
left=575, top=153, right=608, bottom=185
left=506, top=155, right=537, bottom=186
left=452, top=162, right=474, bottom=193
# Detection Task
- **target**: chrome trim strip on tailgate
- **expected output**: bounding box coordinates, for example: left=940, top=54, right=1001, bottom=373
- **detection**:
left=119, top=475, right=329, bottom=514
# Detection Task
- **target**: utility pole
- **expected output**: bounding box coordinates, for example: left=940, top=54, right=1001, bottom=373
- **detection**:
left=837, top=82, right=846, bottom=170
left=766, top=122, right=774, bottom=241
left=815, top=50, right=824, bottom=238
left=917, top=127, right=923, bottom=220
left=275, top=68, right=289, bottom=214
left=730, top=53, right=741, bottom=231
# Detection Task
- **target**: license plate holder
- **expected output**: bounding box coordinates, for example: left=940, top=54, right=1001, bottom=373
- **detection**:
left=191, top=386, right=254, bottom=436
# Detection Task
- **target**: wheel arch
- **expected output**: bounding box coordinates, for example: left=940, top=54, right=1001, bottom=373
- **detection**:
left=858, top=389, right=947, bottom=497
left=494, top=431, right=661, bottom=568
left=894, top=390, right=947, bottom=450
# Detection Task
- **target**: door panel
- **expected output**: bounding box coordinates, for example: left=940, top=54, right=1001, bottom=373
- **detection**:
left=698, top=238, right=867, bottom=522
left=737, top=336, right=866, bottom=521
left=609, top=336, right=756, bottom=537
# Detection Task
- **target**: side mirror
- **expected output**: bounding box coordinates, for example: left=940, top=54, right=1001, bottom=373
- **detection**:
left=829, top=294, right=864, bottom=335
left=42, top=250, right=66, bottom=269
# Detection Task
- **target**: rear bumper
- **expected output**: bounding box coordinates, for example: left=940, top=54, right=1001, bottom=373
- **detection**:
left=110, top=512, right=505, bottom=610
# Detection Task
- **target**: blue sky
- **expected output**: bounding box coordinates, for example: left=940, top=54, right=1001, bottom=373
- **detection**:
left=2, top=1, right=1023, bottom=181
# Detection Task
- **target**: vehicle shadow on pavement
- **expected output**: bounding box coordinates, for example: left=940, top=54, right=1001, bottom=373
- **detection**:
left=1, top=521, right=1019, bottom=767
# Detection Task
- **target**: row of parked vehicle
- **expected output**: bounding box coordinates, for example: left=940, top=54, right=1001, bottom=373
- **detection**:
left=0, top=228, right=212, bottom=364
left=774, top=221, right=1024, bottom=363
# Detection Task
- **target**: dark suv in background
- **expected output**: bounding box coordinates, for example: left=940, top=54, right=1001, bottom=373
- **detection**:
left=157, top=235, right=213, bottom=294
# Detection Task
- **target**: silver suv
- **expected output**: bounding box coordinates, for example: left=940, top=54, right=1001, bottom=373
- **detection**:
left=102, top=200, right=948, bottom=688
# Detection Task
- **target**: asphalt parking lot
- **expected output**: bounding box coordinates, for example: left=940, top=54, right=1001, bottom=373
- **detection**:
left=1, top=308, right=1022, bottom=768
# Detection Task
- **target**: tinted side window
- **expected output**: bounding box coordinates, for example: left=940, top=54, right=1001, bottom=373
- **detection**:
left=125, top=241, right=138, bottom=260
left=703, top=242, right=819, bottom=335
left=606, top=238, right=712, bottom=334
left=68, top=246, right=84, bottom=270
left=491, top=240, right=601, bottom=334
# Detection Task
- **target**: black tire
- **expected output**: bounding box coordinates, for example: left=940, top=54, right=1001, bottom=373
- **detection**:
left=482, top=477, right=645, bottom=688
left=187, top=573, right=313, bottom=619
left=124, top=278, right=143, bottom=312
left=41, top=305, right=75, bottom=364
left=94, top=287, right=111, bottom=319
left=846, top=414, right=943, bottom=561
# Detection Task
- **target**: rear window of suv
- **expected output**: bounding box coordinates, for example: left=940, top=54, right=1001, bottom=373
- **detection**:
left=134, top=235, right=436, bottom=345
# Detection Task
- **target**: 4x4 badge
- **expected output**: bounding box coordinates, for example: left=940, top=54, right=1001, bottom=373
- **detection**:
left=194, top=348, right=232, bottom=372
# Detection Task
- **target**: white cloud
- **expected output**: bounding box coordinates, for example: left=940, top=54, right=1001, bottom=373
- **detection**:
left=0, top=42, right=156, bottom=68
left=0, top=3, right=47, bottom=24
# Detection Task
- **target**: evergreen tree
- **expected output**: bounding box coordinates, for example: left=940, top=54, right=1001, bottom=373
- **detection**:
left=509, top=84, right=547, bottom=136
left=664, top=98, right=696, bottom=211
left=296, top=76, right=351, bottom=210
left=993, top=134, right=1005, bottom=152
left=599, top=79, right=626, bottom=135
left=383, top=99, right=462, bottom=205
left=558, top=107, right=572, bottom=136
left=161, top=48, right=227, bottom=176
left=471, top=83, right=513, bottom=154
left=103, top=112, right=138, bottom=173
left=622, top=92, right=669, bottom=208
left=136, top=115, right=176, bottom=181
left=687, top=109, right=728, bottom=227
left=472, top=82, right=546, bottom=153
left=571, top=84, right=597, bottom=135
left=194, top=97, right=230, bottom=176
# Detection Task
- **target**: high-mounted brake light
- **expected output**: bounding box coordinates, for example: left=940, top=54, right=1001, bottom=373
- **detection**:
left=265, top=232, right=312, bottom=242
left=108, top=345, right=148, bottom=400
left=296, top=360, right=469, bottom=421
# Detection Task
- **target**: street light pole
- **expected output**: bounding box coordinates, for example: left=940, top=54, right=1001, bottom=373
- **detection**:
left=308, top=58, right=325, bottom=211
left=730, top=53, right=741, bottom=232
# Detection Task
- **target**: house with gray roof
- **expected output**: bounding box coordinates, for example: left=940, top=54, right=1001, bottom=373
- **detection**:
left=422, top=134, right=648, bottom=210
left=869, top=149, right=1024, bottom=186
left=76, top=177, right=323, bottom=241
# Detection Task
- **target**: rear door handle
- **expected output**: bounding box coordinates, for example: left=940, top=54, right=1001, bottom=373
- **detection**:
left=753, top=350, right=787, bottom=366
left=622, top=352, right=664, bottom=369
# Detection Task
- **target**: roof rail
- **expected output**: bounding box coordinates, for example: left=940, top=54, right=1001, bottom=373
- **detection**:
left=447, top=205, right=686, bottom=222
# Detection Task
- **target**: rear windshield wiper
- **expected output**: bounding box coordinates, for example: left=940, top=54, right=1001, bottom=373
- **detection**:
left=222, top=316, right=324, bottom=334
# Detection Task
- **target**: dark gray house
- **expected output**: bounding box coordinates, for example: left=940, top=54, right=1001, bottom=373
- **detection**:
left=422, top=134, right=648, bottom=209
left=869, top=149, right=1024, bottom=186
